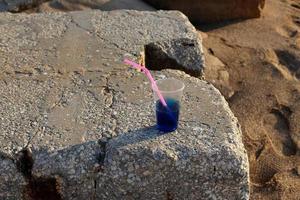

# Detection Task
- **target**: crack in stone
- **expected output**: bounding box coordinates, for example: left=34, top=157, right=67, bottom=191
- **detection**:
left=92, top=179, right=97, bottom=200
left=24, top=127, right=45, bottom=151
left=101, top=85, right=113, bottom=106
left=16, top=148, right=33, bottom=179
left=24, top=176, right=63, bottom=200
left=166, top=191, right=174, bottom=200
left=95, top=31, right=133, bottom=54
left=15, top=148, right=63, bottom=200
left=70, top=13, right=129, bottom=53
left=69, top=15, right=129, bottom=53
left=93, top=140, right=110, bottom=199
left=70, top=16, right=93, bottom=35
left=47, top=90, right=65, bottom=112
left=97, top=139, right=108, bottom=168
left=0, top=151, right=14, bottom=162
left=102, top=75, right=118, bottom=109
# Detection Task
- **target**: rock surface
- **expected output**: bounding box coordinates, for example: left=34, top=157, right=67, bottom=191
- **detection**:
left=0, top=155, right=25, bottom=200
left=96, top=71, right=249, bottom=199
left=0, top=0, right=45, bottom=11
left=32, top=141, right=100, bottom=199
left=0, top=0, right=155, bottom=12
left=145, top=38, right=203, bottom=75
left=143, top=0, right=266, bottom=23
left=0, top=10, right=248, bottom=199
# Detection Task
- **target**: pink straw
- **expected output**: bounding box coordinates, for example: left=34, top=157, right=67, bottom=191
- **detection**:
left=124, top=59, right=168, bottom=107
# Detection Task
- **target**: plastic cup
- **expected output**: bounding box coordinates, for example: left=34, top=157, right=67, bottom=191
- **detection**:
left=152, top=78, right=185, bottom=132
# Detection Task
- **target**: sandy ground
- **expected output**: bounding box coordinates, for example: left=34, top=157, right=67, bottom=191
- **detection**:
left=200, top=0, right=300, bottom=199
left=5, top=0, right=300, bottom=199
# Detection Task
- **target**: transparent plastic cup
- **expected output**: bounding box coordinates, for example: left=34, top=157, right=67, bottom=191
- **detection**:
left=152, top=78, right=185, bottom=132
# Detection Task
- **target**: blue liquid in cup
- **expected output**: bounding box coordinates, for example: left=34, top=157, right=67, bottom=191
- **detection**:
left=156, top=98, right=180, bottom=132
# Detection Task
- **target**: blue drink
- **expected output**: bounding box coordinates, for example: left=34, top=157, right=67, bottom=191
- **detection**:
left=156, top=98, right=180, bottom=132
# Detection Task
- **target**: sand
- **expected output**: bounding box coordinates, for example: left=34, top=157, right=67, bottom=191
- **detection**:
left=200, top=0, right=300, bottom=199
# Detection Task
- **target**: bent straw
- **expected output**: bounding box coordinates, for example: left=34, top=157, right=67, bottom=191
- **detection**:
left=124, top=59, right=168, bottom=107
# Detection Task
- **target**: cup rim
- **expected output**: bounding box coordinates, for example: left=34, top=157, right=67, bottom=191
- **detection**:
left=152, top=78, right=185, bottom=94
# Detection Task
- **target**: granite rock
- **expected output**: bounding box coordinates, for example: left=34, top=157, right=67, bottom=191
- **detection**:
left=96, top=70, right=249, bottom=200
left=145, top=38, right=203, bottom=76
left=0, top=10, right=248, bottom=200
left=0, top=155, right=25, bottom=200
left=31, top=141, right=101, bottom=199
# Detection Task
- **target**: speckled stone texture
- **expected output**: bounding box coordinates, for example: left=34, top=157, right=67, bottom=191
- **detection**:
left=0, top=155, right=25, bottom=200
left=96, top=71, right=249, bottom=200
left=0, top=10, right=248, bottom=200
left=0, top=10, right=204, bottom=157
left=32, top=141, right=101, bottom=199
